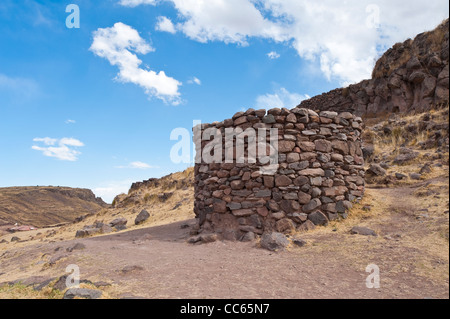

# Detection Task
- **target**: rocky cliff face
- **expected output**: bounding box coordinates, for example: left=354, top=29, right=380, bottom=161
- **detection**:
left=297, top=19, right=449, bottom=117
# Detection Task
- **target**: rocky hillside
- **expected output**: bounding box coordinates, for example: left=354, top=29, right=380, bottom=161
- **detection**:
left=112, top=168, right=194, bottom=211
left=30, top=168, right=197, bottom=242
left=298, top=18, right=449, bottom=117
left=0, top=187, right=107, bottom=228
left=362, top=106, right=449, bottom=185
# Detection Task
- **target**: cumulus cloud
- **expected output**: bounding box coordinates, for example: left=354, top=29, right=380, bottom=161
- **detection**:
left=65, top=119, right=76, bottom=124
left=267, top=51, right=280, bottom=59
left=90, top=22, right=182, bottom=104
left=155, top=16, right=176, bottom=34
left=32, top=137, right=84, bottom=161
left=256, top=88, right=310, bottom=109
left=118, top=0, right=449, bottom=84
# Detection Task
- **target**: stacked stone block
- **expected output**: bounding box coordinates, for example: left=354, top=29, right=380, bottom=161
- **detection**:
left=193, top=107, right=365, bottom=241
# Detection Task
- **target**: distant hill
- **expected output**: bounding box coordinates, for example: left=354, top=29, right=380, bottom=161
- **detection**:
left=0, top=186, right=108, bottom=228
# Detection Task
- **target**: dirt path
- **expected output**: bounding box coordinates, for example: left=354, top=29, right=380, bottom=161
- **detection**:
left=0, top=180, right=448, bottom=299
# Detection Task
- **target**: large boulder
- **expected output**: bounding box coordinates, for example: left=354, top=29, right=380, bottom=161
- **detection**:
left=135, top=210, right=150, bottom=225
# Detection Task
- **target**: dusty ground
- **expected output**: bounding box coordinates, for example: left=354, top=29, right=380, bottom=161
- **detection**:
left=0, top=176, right=448, bottom=299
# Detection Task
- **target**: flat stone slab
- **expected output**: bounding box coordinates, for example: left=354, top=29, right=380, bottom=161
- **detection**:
left=350, top=226, right=377, bottom=236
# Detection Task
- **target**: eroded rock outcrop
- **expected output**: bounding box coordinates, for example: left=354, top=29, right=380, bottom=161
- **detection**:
left=297, top=19, right=449, bottom=117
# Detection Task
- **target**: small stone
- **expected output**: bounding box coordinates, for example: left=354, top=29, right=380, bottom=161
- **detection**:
left=314, top=139, right=332, bottom=153
left=319, top=111, right=338, bottom=118
left=278, top=140, right=296, bottom=152
left=297, top=220, right=316, bottom=232
left=275, top=175, right=292, bottom=187
left=115, top=225, right=127, bottom=231
left=395, top=172, right=407, bottom=180
left=63, top=288, right=102, bottom=299
left=350, top=226, right=377, bottom=236
left=99, top=224, right=113, bottom=234
left=292, top=238, right=307, bottom=247
left=298, top=141, right=316, bottom=152
left=419, top=164, right=432, bottom=174
left=232, top=209, right=254, bottom=217
left=299, top=168, right=325, bottom=177
left=275, top=218, right=296, bottom=234
left=409, top=173, right=422, bottom=180
left=66, top=243, right=86, bottom=252
left=292, top=213, right=308, bottom=223
left=256, top=206, right=269, bottom=217
left=240, top=232, right=255, bottom=242
left=367, top=164, right=386, bottom=176
left=260, top=232, right=290, bottom=252
left=255, top=189, right=272, bottom=197
left=302, top=198, right=322, bottom=213
left=121, top=265, right=144, bottom=274
left=227, top=202, right=242, bottom=210
left=200, top=233, right=218, bottom=243
left=287, top=153, right=300, bottom=163
left=262, top=114, right=276, bottom=124
left=308, top=211, right=329, bottom=226
left=297, top=191, right=311, bottom=204
left=302, top=130, right=317, bottom=136
left=271, top=212, right=286, bottom=220
left=109, top=217, right=127, bottom=227
left=286, top=113, right=297, bottom=123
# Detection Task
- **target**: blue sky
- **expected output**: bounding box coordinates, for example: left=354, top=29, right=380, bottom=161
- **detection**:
left=0, top=0, right=448, bottom=202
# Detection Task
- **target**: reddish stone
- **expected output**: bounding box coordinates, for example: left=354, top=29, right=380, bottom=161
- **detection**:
left=256, top=206, right=269, bottom=217
left=275, top=175, right=292, bottom=187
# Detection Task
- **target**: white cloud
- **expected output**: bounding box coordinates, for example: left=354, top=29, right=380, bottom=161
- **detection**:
left=156, top=16, right=176, bottom=34
left=32, top=137, right=84, bottom=161
left=118, top=0, right=449, bottom=84
left=115, top=161, right=159, bottom=169
left=32, top=137, right=58, bottom=146
left=0, top=73, right=39, bottom=98
left=92, top=179, right=135, bottom=204
left=267, top=51, right=280, bottom=59
left=65, top=119, right=76, bottom=124
left=255, top=88, right=310, bottom=109
left=169, top=0, right=287, bottom=45
left=90, top=22, right=182, bottom=105
left=187, top=77, right=201, bottom=85
left=118, top=0, right=157, bottom=7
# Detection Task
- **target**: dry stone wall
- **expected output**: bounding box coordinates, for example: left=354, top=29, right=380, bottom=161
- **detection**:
left=193, top=107, right=365, bottom=241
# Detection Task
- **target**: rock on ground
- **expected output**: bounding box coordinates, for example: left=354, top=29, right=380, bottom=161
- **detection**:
left=63, top=288, right=102, bottom=299
left=135, top=209, right=150, bottom=225
left=350, top=226, right=377, bottom=236
left=260, top=232, right=289, bottom=252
